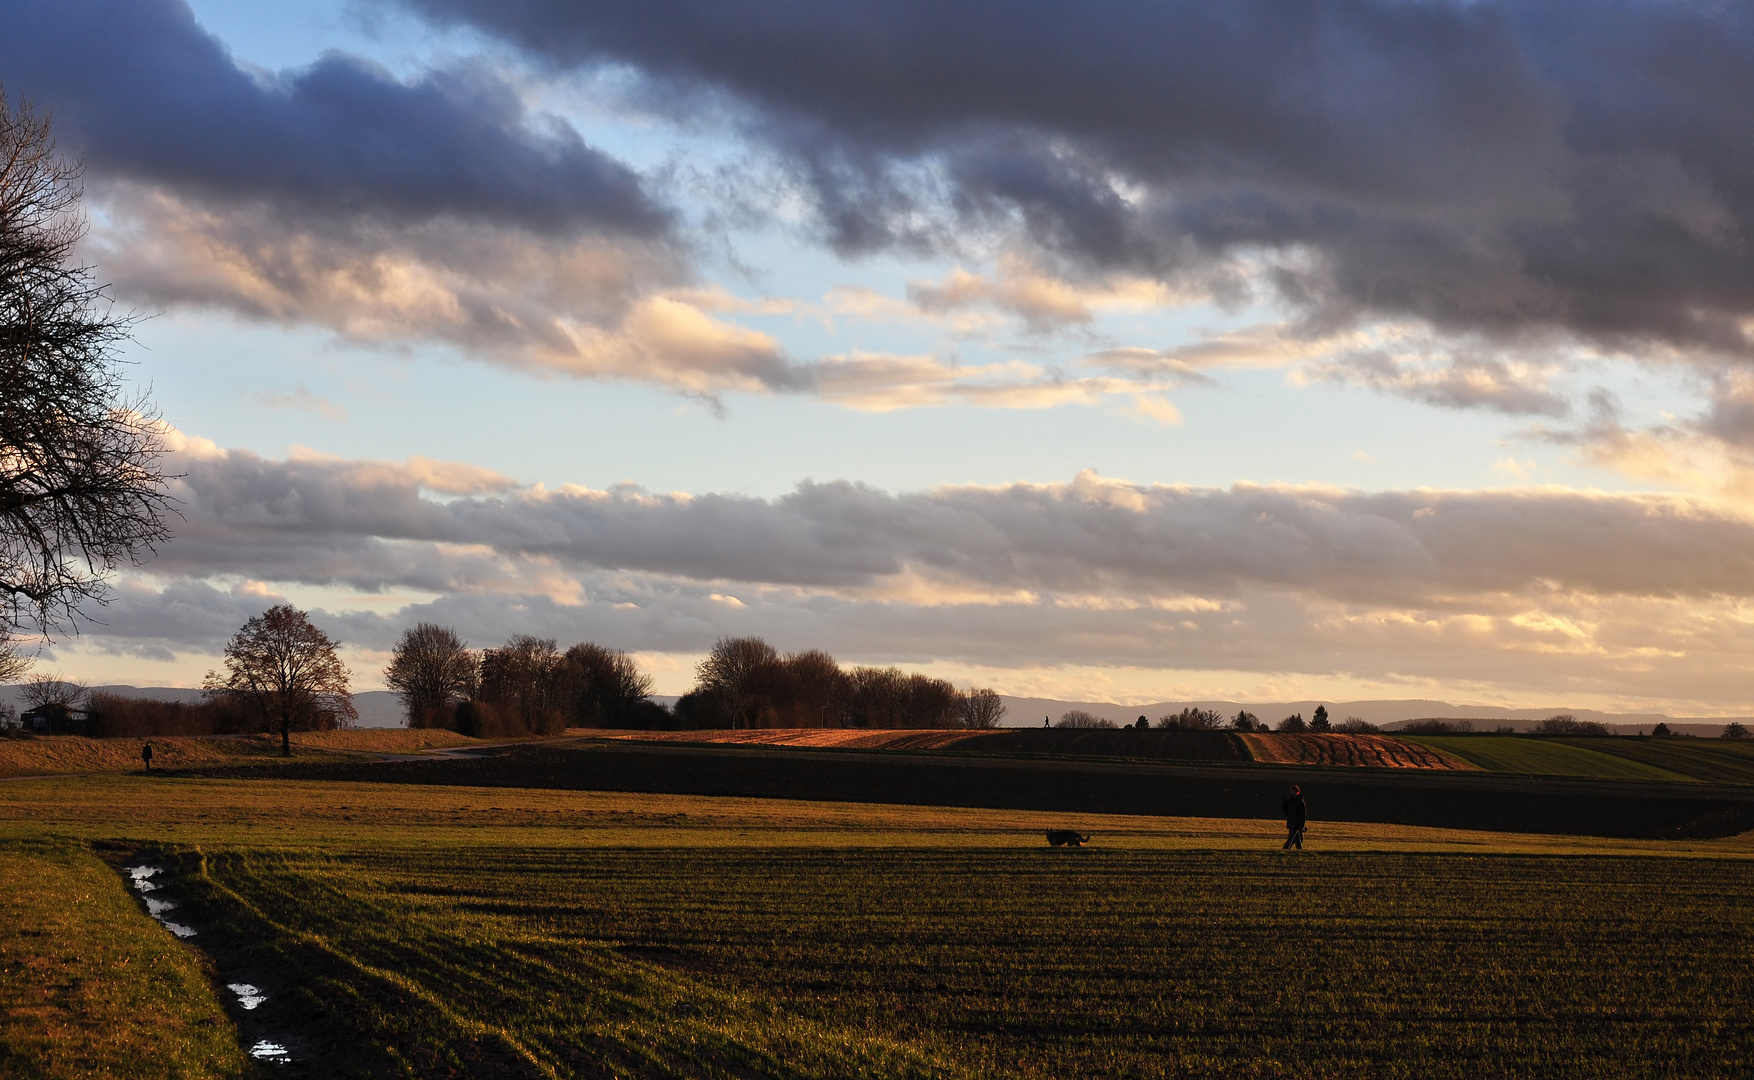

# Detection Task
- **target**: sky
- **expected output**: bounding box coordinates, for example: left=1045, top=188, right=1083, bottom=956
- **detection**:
left=8, top=0, right=1754, bottom=713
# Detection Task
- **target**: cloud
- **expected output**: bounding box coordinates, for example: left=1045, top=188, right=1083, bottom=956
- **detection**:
left=46, top=436, right=1754, bottom=707
left=149, top=438, right=1754, bottom=608
left=1311, top=347, right=1571, bottom=417
left=0, top=0, right=665, bottom=235
left=386, top=0, right=1754, bottom=357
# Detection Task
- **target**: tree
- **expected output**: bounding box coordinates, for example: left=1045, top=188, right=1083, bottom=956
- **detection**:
left=694, top=637, right=781, bottom=729
left=1277, top=713, right=1307, bottom=733
left=1310, top=705, right=1330, bottom=732
left=1056, top=709, right=1115, bottom=729
left=1724, top=722, right=1751, bottom=740
left=1650, top=722, right=1672, bottom=738
left=561, top=641, right=654, bottom=727
left=1534, top=714, right=1610, bottom=736
left=1230, top=710, right=1264, bottom=732
left=959, top=687, right=1007, bottom=729
left=384, top=623, right=478, bottom=728
left=0, top=92, right=172, bottom=657
left=479, top=635, right=566, bottom=734
left=1158, top=707, right=1223, bottom=730
left=205, top=605, right=355, bottom=756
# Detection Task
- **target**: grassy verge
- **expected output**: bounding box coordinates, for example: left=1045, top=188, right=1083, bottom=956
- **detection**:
left=0, top=836, right=247, bottom=1079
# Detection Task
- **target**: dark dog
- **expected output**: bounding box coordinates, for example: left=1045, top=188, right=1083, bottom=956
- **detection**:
left=1045, top=829, right=1090, bottom=847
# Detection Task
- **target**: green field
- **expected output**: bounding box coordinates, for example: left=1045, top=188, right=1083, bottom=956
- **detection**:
left=1561, top=737, right=1754, bottom=785
left=1404, top=736, right=1699, bottom=780
left=2, top=774, right=1753, bottom=1078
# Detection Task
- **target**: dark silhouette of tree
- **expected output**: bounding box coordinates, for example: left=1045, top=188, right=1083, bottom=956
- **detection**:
left=1310, top=705, right=1330, bottom=732
left=0, top=92, right=172, bottom=660
left=205, top=605, right=355, bottom=756
left=694, top=636, right=781, bottom=729
left=1723, top=722, right=1750, bottom=740
left=1277, top=713, right=1307, bottom=733
left=560, top=641, right=654, bottom=727
left=1056, top=709, right=1115, bottom=729
left=1650, top=722, right=1672, bottom=737
left=1231, top=710, right=1264, bottom=732
left=384, top=623, right=479, bottom=728
left=1534, top=714, right=1610, bottom=735
left=1158, top=707, right=1223, bottom=730
left=960, top=687, right=1007, bottom=729
left=479, top=635, right=567, bottom=734
left=1335, top=715, right=1379, bottom=733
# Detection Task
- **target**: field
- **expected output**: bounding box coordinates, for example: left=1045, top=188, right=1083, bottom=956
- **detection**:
left=0, top=729, right=483, bottom=779
left=2, top=772, right=1754, bottom=1078
left=1407, top=735, right=1754, bottom=783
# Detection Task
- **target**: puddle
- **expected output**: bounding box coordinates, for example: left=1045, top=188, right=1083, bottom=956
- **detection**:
left=127, top=866, right=194, bottom=937
left=122, top=862, right=296, bottom=1068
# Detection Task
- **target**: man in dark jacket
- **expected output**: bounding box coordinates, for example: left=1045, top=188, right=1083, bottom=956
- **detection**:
left=1281, top=785, right=1306, bottom=850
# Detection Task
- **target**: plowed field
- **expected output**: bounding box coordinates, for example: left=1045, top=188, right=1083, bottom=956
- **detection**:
left=593, top=728, right=997, bottom=750
left=1241, top=732, right=1477, bottom=769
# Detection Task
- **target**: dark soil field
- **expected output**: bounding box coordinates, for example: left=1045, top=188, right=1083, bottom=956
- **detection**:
left=209, top=736, right=1754, bottom=839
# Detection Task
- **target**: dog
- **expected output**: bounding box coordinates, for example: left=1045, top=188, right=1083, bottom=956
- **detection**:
left=1045, top=829, right=1090, bottom=847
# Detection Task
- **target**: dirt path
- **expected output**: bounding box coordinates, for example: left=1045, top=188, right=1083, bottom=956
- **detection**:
left=1240, top=733, right=1478, bottom=770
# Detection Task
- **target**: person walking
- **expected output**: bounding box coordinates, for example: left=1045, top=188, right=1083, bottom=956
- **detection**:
left=141, top=742, right=153, bottom=771
left=1280, top=785, right=1306, bottom=850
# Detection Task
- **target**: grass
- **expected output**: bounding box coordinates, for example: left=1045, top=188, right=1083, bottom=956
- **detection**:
left=1562, top=737, right=1754, bottom=785
left=0, top=836, right=246, bottom=1079
left=1402, top=736, right=1699, bottom=781
left=1, top=774, right=1753, bottom=1076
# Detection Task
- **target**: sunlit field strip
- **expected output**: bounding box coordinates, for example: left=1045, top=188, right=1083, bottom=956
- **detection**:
left=3, top=774, right=1753, bottom=858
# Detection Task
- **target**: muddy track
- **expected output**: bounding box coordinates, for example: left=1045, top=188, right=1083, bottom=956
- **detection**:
left=1241, top=733, right=1478, bottom=770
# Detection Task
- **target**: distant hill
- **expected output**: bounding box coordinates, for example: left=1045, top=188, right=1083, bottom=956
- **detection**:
left=999, top=696, right=1748, bottom=738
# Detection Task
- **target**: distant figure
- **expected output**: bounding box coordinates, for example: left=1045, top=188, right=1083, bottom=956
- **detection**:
left=1281, top=785, right=1306, bottom=850
left=1046, top=829, right=1090, bottom=847
left=141, top=743, right=153, bottom=771
left=1044, top=715, right=1050, bottom=728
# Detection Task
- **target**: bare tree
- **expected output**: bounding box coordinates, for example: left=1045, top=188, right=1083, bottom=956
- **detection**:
left=694, top=636, right=780, bottom=729
left=561, top=641, right=654, bottom=726
left=384, top=623, right=478, bottom=728
left=959, top=687, right=1007, bottom=729
left=0, top=91, right=172, bottom=654
left=1158, top=707, right=1224, bottom=730
left=1056, top=710, right=1116, bottom=729
left=205, top=605, right=355, bottom=756
left=479, top=635, right=568, bottom=734
left=20, top=671, right=85, bottom=711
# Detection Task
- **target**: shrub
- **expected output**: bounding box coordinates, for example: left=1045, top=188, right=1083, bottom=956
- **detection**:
left=1401, top=719, right=1475, bottom=734
left=1157, top=707, right=1224, bottom=731
left=1534, top=714, right=1611, bottom=736
left=1056, top=710, right=1116, bottom=729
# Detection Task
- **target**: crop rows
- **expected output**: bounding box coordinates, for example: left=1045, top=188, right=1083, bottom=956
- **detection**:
left=174, top=842, right=1754, bottom=1078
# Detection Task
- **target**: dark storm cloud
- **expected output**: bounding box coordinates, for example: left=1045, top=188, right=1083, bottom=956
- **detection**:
left=0, top=0, right=666, bottom=235
left=391, top=0, right=1754, bottom=354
